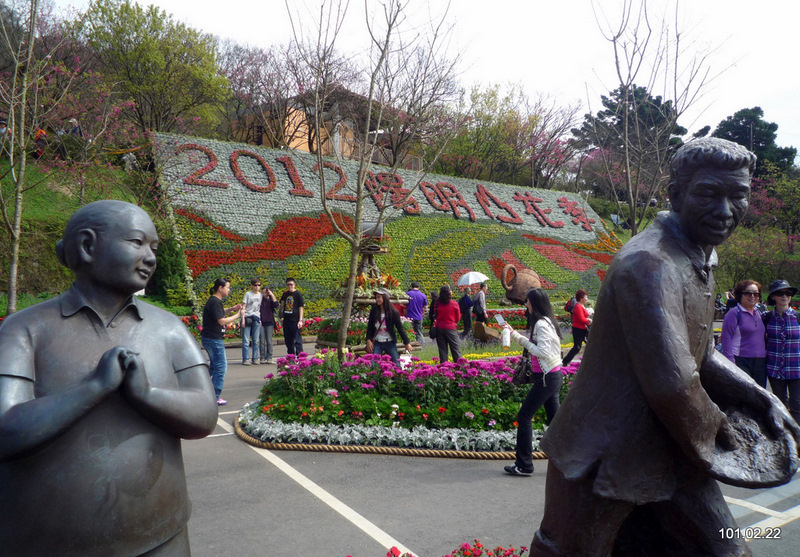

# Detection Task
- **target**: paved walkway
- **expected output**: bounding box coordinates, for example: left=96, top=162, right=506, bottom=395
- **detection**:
left=182, top=337, right=800, bottom=556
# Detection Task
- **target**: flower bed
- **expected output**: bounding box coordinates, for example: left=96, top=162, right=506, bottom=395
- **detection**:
left=388, top=540, right=529, bottom=557
left=239, top=350, right=580, bottom=452
left=316, top=316, right=414, bottom=345
left=485, top=308, right=528, bottom=329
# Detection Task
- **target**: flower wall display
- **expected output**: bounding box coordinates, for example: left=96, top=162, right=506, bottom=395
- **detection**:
left=155, top=134, right=622, bottom=309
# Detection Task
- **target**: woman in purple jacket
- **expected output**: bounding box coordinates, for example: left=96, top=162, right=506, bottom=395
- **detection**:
left=720, top=280, right=767, bottom=387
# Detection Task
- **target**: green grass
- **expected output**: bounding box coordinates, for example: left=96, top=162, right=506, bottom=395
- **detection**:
left=0, top=158, right=146, bottom=222
left=0, top=292, right=57, bottom=314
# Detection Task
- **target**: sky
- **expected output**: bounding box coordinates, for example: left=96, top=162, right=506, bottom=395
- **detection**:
left=54, top=0, right=800, bottom=152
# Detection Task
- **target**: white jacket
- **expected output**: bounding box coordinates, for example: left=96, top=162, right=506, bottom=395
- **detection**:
left=511, top=318, right=562, bottom=373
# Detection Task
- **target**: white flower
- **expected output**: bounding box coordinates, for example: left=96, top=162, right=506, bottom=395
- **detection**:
left=238, top=402, right=523, bottom=452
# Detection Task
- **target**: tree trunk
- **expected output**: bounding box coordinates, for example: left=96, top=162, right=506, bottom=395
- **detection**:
left=336, top=241, right=361, bottom=359
left=4, top=0, right=38, bottom=315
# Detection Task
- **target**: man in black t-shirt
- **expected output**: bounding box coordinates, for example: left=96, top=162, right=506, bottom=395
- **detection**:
left=280, top=277, right=305, bottom=355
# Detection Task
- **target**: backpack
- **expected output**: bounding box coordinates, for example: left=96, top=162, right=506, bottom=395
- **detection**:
left=564, top=297, right=577, bottom=315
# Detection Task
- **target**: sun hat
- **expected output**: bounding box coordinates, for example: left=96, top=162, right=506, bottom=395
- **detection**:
left=375, top=288, right=392, bottom=298
left=766, top=279, right=798, bottom=305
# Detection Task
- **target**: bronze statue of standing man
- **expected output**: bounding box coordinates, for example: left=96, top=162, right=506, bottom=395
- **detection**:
left=0, top=200, right=218, bottom=556
left=531, top=138, right=800, bottom=556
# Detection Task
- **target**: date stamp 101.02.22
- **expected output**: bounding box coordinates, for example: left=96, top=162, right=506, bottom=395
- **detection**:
left=719, top=527, right=781, bottom=540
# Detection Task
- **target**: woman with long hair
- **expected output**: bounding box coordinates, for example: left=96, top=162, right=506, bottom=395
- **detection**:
left=201, top=278, right=243, bottom=405
left=365, top=288, right=413, bottom=365
left=501, top=288, right=563, bottom=476
left=434, top=285, right=461, bottom=362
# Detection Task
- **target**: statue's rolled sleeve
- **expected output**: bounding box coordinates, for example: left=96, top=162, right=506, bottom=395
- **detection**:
left=0, top=317, right=35, bottom=383
left=169, top=323, right=207, bottom=373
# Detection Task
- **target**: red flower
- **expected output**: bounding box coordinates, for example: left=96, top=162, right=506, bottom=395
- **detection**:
left=183, top=213, right=354, bottom=275
left=438, top=407, right=447, bottom=413
left=533, top=245, right=597, bottom=272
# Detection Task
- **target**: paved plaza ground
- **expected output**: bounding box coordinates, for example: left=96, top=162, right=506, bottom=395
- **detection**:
left=182, top=338, right=800, bottom=557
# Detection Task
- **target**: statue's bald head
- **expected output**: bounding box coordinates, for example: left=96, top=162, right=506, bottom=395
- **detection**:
left=56, top=200, right=151, bottom=272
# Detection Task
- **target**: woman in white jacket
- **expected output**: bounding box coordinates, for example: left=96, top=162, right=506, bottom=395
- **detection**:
left=502, top=288, right=563, bottom=476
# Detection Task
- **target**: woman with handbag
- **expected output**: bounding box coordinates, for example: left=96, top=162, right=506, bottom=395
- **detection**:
left=501, top=288, right=563, bottom=476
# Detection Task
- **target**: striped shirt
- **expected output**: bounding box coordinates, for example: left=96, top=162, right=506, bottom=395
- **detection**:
left=765, top=307, right=800, bottom=380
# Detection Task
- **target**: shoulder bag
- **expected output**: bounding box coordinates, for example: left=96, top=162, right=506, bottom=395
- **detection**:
left=512, top=327, right=536, bottom=385
left=512, top=348, right=535, bottom=385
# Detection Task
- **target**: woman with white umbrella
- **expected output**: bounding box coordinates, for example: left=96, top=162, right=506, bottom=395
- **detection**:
left=457, top=271, right=490, bottom=287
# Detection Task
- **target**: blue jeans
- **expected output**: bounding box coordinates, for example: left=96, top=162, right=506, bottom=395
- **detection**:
left=411, top=319, right=424, bottom=341
left=201, top=337, right=227, bottom=399
left=373, top=340, right=400, bottom=365
left=242, top=317, right=261, bottom=363
left=259, top=323, right=274, bottom=361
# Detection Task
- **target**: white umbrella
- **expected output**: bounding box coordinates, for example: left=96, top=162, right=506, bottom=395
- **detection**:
left=457, top=271, right=490, bottom=286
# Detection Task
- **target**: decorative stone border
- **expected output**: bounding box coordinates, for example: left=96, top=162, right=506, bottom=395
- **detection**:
left=234, top=412, right=549, bottom=460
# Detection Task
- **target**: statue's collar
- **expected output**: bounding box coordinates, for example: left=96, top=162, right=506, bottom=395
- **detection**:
left=657, top=212, right=718, bottom=281
left=60, top=283, right=144, bottom=321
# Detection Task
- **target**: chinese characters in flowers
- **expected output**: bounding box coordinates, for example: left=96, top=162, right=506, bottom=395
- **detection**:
left=158, top=134, right=619, bottom=307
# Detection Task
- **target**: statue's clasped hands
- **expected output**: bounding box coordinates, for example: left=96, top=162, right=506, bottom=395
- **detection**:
left=95, top=346, right=146, bottom=397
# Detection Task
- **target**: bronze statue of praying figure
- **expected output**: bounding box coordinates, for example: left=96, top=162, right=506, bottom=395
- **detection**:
left=0, top=200, right=218, bottom=556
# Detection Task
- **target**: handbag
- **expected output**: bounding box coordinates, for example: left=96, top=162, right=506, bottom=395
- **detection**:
left=512, top=348, right=535, bottom=385
left=429, top=325, right=438, bottom=340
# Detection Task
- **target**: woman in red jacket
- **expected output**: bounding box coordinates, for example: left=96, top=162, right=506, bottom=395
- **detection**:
left=562, top=289, right=592, bottom=366
left=434, top=285, right=461, bottom=362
